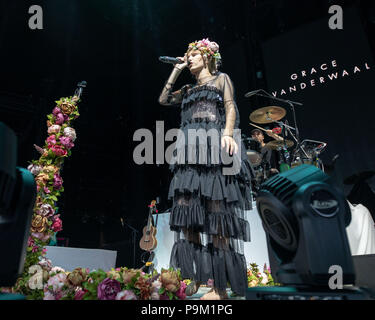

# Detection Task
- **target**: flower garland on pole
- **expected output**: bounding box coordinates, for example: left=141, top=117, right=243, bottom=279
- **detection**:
left=10, top=94, right=81, bottom=299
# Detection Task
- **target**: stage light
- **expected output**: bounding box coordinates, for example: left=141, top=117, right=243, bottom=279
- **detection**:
left=0, top=122, right=36, bottom=288
left=255, top=164, right=355, bottom=288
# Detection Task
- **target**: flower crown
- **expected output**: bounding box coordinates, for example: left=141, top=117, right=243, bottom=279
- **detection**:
left=188, top=38, right=222, bottom=61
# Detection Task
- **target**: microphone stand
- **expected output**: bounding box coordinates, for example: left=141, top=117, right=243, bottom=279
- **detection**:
left=122, top=220, right=139, bottom=268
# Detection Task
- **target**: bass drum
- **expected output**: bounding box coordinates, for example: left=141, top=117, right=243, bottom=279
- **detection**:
left=291, top=158, right=325, bottom=172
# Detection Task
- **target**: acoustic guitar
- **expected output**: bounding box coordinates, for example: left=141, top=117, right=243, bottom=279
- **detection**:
left=139, top=200, right=158, bottom=252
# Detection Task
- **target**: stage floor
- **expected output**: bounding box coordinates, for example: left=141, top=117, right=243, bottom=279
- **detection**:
left=186, top=287, right=245, bottom=300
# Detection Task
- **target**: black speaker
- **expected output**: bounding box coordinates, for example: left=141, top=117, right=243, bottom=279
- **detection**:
left=353, top=255, right=375, bottom=289
left=256, top=165, right=355, bottom=287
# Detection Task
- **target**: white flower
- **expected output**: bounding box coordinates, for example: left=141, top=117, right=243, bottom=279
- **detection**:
left=209, top=41, right=219, bottom=52
left=48, top=125, right=61, bottom=135
left=49, top=266, right=65, bottom=275
left=63, top=127, right=77, bottom=142
left=27, top=164, right=42, bottom=176
left=38, top=258, right=52, bottom=271
left=151, top=280, right=162, bottom=292
left=260, top=272, right=269, bottom=285
left=28, top=265, right=44, bottom=290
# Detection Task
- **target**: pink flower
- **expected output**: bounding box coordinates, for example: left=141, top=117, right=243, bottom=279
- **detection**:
left=44, top=187, right=51, bottom=194
left=74, top=289, right=88, bottom=300
left=55, top=113, right=65, bottom=125
left=28, top=236, right=35, bottom=247
left=43, top=290, right=56, bottom=300
left=53, top=173, right=63, bottom=190
left=38, top=204, right=55, bottom=217
left=32, top=232, right=51, bottom=242
left=48, top=125, right=61, bottom=135
left=47, top=273, right=67, bottom=292
left=52, top=217, right=63, bottom=233
left=176, top=281, right=187, bottom=300
left=115, top=290, right=138, bottom=300
left=97, top=278, right=122, bottom=300
left=59, top=136, right=74, bottom=150
left=201, top=38, right=210, bottom=46
left=46, top=135, right=57, bottom=147
left=52, top=107, right=61, bottom=116
left=50, top=145, right=67, bottom=157
left=39, top=258, right=52, bottom=271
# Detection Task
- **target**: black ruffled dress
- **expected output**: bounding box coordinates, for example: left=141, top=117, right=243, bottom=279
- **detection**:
left=165, top=73, right=253, bottom=296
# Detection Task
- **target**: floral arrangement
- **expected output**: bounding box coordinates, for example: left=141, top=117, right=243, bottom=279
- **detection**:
left=247, top=263, right=277, bottom=288
left=4, top=261, right=187, bottom=300
left=188, top=38, right=222, bottom=62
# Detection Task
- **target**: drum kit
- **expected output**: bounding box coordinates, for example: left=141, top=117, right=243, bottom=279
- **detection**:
left=244, top=105, right=327, bottom=189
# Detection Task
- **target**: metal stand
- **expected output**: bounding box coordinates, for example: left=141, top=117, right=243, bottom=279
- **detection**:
left=246, top=89, right=310, bottom=160
left=123, top=221, right=139, bottom=268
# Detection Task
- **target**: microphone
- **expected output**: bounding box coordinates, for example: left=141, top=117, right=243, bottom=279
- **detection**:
left=74, top=81, right=87, bottom=99
left=244, top=89, right=263, bottom=98
left=159, top=56, right=182, bottom=65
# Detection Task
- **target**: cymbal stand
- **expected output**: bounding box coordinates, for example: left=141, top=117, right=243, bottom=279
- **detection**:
left=246, top=89, right=309, bottom=161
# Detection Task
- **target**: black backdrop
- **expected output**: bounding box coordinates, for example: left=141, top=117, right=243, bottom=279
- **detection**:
left=261, top=6, right=375, bottom=192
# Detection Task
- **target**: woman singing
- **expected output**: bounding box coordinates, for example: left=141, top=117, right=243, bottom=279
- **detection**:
left=159, top=38, right=253, bottom=300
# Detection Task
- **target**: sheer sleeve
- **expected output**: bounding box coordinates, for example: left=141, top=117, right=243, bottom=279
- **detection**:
left=216, top=73, right=240, bottom=136
left=158, top=66, right=191, bottom=106
left=159, top=83, right=186, bottom=106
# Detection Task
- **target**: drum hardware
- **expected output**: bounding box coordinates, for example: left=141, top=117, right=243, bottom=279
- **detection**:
left=246, top=89, right=304, bottom=159
left=246, top=150, right=263, bottom=167
left=246, top=91, right=329, bottom=176
left=265, top=140, right=295, bottom=150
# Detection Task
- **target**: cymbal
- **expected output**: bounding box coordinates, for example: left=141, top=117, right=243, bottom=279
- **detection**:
left=266, top=140, right=294, bottom=150
left=250, top=106, right=286, bottom=124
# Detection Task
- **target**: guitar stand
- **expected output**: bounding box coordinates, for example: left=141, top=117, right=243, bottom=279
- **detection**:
left=141, top=251, right=156, bottom=275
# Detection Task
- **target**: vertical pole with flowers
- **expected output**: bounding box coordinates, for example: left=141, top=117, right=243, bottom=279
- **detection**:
left=13, top=83, right=84, bottom=297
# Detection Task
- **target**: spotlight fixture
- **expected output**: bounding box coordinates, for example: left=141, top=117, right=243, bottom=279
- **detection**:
left=0, top=122, right=36, bottom=288
left=256, top=164, right=353, bottom=286
left=246, top=165, right=371, bottom=300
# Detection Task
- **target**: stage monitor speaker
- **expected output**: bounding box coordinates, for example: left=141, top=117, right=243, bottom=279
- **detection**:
left=352, top=255, right=375, bottom=289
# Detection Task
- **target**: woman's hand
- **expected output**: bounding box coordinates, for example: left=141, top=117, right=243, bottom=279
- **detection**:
left=174, top=54, right=188, bottom=71
left=221, top=136, right=238, bottom=156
